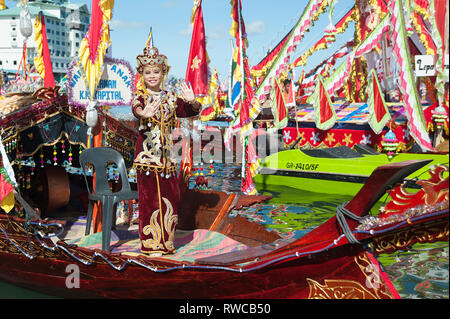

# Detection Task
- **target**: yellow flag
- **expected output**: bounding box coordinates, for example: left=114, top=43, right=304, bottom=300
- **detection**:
left=0, top=0, right=7, bottom=10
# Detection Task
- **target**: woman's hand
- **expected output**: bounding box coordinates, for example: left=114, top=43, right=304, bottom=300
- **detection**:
left=180, top=82, right=196, bottom=103
left=138, top=96, right=161, bottom=119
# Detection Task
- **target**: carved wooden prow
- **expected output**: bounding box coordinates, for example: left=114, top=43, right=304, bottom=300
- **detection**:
left=297, top=159, right=433, bottom=245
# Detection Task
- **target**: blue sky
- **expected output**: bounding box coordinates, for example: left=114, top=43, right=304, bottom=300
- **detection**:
left=7, top=0, right=356, bottom=82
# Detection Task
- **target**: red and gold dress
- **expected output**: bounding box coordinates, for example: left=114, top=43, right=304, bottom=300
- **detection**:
left=132, top=90, right=199, bottom=254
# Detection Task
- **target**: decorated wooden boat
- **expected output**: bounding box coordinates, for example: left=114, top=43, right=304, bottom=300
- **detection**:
left=254, top=146, right=449, bottom=196
left=0, top=159, right=448, bottom=299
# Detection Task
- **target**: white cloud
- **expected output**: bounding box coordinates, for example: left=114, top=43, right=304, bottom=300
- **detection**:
left=163, top=1, right=179, bottom=8
left=179, top=23, right=193, bottom=36
left=207, top=30, right=223, bottom=40
left=110, top=20, right=147, bottom=30
left=247, top=21, right=265, bottom=34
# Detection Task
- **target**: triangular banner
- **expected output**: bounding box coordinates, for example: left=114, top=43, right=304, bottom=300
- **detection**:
left=309, top=76, right=337, bottom=131
left=269, top=78, right=288, bottom=132
left=367, top=69, right=391, bottom=134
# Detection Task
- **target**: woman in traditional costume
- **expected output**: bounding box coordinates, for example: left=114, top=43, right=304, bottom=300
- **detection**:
left=132, top=46, right=201, bottom=256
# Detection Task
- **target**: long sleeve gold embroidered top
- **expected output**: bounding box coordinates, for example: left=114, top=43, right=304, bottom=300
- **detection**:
left=131, top=90, right=199, bottom=176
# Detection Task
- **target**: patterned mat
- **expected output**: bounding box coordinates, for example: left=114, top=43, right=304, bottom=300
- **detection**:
left=64, top=218, right=248, bottom=263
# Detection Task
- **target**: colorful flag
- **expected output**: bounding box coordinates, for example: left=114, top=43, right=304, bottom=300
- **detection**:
left=367, top=69, right=391, bottom=134
left=251, top=28, right=292, bottom=79
left=229, top=0, right=246, bottom=46
left=388, top=0, right=434, bottom=151
left=291, top=8, right=355, bottom=68
left=227, top=0, right=261, bottom=195
left=308, top=76, right=337, bottom=131
left=253, top=0, right=329, bottom=120
left=269, top=78, right=288, bottom=132
left=228, top=45, right=242, bottom=110
left=229, top=0, right=260, bottom=136
left=0, top=0, right=6, bottom=10
left=33, top=12, right=55, bottom=88
left=78, top=0, right=114, bottom=100
left=185, top=0, right=208, bottom=96
left=200, top=68, right=224, bottom=121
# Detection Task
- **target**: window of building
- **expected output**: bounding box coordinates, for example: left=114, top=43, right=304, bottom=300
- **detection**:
left=13, top=61, right=17, bottom=65
left=0, top=61, right=2, bottom=65
left=56, top=62, right=59, bottom=67
left=75, top=33, right=79, bottom=38
left=76, top=42, right=79, bottom=47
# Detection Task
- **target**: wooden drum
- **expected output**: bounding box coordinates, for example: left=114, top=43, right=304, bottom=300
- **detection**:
left=32, top=165, right=70, bottom=215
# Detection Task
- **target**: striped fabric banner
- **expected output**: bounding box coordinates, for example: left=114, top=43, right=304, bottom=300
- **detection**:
left=428, top=0, right=448, bottom=106
left=389, top=0, right=433, bottom=151
left=253, top=0, right=328, bottom=116
left=322, top=13, right=391, bottom=97
left=291, top=7, right=355, bottom=68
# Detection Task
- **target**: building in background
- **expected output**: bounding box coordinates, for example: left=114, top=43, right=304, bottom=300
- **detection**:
left=0, top=0, right=111, bottom=82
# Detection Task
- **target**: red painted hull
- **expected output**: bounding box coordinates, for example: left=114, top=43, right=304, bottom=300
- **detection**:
left=0, top=241, right=385, bottom=298
left=0, top=209, right=447, bottom=299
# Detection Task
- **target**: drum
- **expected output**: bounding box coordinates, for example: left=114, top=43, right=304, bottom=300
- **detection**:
left=31, top=165, right=70, bottom=215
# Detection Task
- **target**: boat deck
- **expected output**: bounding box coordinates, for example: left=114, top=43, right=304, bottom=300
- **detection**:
left=59, top=215, right=249, bottom=262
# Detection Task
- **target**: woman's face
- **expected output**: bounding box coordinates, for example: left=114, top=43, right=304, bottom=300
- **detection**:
left=143, top=65, right=163, bottom=91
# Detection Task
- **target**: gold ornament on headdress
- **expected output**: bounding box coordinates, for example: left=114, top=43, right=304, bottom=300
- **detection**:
left=136, top=46, right=170, bottom=75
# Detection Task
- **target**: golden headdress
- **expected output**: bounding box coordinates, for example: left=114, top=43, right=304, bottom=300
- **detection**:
left=136, top=46, right=170, bottom=75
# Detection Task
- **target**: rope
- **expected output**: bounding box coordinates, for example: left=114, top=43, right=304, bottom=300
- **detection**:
left=335, top=202, right=365, bottom=244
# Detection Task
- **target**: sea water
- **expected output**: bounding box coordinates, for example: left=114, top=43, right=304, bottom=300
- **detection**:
left=0, top=162, right=448, bottom=299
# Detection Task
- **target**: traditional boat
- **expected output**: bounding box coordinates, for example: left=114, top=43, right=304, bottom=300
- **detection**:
left=254, top=146, right=449, bottom=196
left=0, top=87, right=138, bottom=216
left=0, top=159, right=448, bottom=299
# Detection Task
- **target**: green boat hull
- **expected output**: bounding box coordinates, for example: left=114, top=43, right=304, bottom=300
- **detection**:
left=254, top=148, right=449, bottom=196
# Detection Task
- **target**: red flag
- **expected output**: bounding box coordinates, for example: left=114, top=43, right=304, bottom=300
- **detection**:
left=88, top=1, right=103, bottom=63
left=272, top=80, right=287, bottom=128
left=186, top=0, right=208, bottom=96
left=308, top=76, right=337, bottom=131
left=367, top=69, right=390, bottom=134
left=34, top=12, right=55, bottom=88
left=373, top=78, right=387, bottom=123
left=318, top=79, right=334, bottom=125
left=78, top=0, right=113, bottom=98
